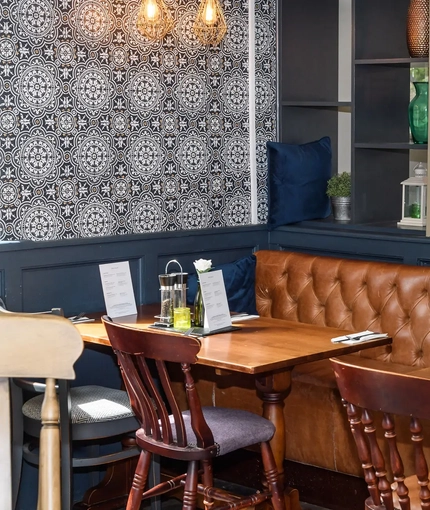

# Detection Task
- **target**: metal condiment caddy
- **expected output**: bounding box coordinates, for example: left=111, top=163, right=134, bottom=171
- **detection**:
left=154, top=259, right=189, bottom=329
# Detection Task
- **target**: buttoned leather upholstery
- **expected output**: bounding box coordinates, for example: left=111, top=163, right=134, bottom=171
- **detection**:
left=255, top=250, right=430, bottom=367
left=254, top=250, right=430, bottom=476
left=173, top=250, right=430, bottom=477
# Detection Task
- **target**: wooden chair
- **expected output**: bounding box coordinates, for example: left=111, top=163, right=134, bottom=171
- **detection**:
left=101, top=316, right=286, bottom=510
left=0, top=303, right=140, bottom=510
left=330, top=355, right=430, bottom=510
left=0, top=311, right=83, bottom=510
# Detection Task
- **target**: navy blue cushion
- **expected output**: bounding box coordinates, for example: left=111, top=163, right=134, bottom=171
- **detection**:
left=187, top=255, right=257, bottom=315
left=267, top=137, right=332, bottom=229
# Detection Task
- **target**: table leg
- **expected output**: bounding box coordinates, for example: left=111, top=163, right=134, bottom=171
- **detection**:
left=74, top=456, right=137, bottom=510
left=256, top=369, right=301, bottom=510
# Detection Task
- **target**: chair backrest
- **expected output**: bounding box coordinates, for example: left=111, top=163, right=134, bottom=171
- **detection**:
left=0, top=312, right=83, bottom=510
left=330, top=355, right=430, bottom=510
left=101, top=316, right=216, bottom=458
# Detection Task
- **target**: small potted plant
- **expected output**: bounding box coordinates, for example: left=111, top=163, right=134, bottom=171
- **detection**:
left=326, top=172, right=351, bottom=222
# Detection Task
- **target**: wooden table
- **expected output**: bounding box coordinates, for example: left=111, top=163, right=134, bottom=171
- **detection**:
left=77, top=307, right=391, bottom=510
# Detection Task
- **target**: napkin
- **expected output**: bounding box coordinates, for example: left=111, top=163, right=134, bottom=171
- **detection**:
left=331, top=330, right=388, bottom=344
left=68, top=316, right=95, bottom=324
left=230, top=314, right=260, bottom=323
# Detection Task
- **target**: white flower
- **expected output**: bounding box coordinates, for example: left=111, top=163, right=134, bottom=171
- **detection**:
left=193, top=258, right=212, bottom=273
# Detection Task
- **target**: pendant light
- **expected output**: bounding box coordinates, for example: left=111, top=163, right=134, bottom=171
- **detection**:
left=137, top=0, right=173, bottom=41
left=193, top=0, right=227, bottom=46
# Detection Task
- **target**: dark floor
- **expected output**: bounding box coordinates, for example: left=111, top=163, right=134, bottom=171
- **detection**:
left=127, top=494, right=330, bottom=510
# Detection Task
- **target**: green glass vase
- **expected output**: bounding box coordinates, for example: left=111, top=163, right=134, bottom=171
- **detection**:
left=193, top=282, right=204, bottom=327
left=409, top=81, right=428, bottom=144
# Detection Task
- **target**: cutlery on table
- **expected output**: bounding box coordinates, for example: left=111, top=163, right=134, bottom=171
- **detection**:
left=331, top=331, right=388, bottom=344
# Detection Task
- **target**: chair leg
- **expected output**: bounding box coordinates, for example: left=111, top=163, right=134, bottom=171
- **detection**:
left=260, top=441, right=286, bottom=510
left=10, top=379, right=24, bottom=510
left=149, top=454, right=162, bottom=510
left=200, top=459, right=214, bottom=510
left=59, top=380, right=73, bottom=510
left=183, top=461, right=198, bottom=510
left=126, top=450, right=151, bottom=510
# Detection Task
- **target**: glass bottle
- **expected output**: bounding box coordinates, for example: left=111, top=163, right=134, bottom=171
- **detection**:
left=158, top=273, right=175, bottom=324
left=194, top=282, right=204, bottom=327
left=409, top=82, right=428, bottom=144
left=173, top=272, right=188, bottom=309
left=173, top=272, right=190, bottom=330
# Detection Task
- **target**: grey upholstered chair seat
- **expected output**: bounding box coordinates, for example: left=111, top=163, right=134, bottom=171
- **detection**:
left=23, top=385, right=135, bottom=424
left=159, top=406, right=275, bottom=456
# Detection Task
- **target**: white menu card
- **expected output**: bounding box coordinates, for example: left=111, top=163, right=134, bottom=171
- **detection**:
left=99, top=261, right=137, bottom=318
left=199, top=269, right=232, bottom=331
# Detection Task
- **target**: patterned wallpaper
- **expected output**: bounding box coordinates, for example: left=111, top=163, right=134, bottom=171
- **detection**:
left=0, top=0, right=276, bottom=240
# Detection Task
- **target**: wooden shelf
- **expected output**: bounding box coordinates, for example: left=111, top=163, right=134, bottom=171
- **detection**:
left=355, top=58, right=428, bottom=65
left=278, top=0, right=429, bottom=231
left=354, top=143, right=428, bottom=150
left=281, top=101, right=351, bottom=107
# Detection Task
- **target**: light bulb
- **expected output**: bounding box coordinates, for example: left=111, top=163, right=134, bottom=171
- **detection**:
left=202, top=0, right=217, bottom=26
left=144, top=0, right=160, bottom=21
left=193, top=0, right=226, bottom=45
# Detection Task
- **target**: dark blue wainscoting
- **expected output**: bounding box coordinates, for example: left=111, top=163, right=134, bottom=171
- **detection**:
left=0, top=225, right=267, bottom=508
left=269, top=221, right=430, bottom=265
left=4, top=222, right=430, bottom=508
left=0, top=225, right=268, bottom=314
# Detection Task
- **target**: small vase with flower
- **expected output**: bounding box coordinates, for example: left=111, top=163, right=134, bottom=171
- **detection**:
left=193, top=258, right=212, bottom=327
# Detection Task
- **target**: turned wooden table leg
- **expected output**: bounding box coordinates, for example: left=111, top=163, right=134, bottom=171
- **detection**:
left=256, top=369, right=301, bottom=510
left=73, top=437, right=139, bottom=510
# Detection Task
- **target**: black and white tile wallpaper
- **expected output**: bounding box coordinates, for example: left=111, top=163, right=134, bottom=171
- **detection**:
left=0, top=0, right=276, bottom=240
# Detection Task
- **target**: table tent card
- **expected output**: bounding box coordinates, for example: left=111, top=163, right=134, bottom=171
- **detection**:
left=99, top=261, right=137, bottom=318
left=198, top=269, right=233, bottom=332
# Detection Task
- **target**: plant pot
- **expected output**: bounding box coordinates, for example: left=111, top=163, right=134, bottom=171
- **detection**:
left=330, top=197, right=351, bottom=222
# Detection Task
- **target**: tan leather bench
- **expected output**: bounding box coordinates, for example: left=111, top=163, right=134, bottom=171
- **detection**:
left=253, top=250, right=430, bottom=476
left=176, top=250, right=430, bottom=478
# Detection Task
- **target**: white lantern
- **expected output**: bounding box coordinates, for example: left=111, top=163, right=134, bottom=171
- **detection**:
left=398, top=162, right=427, bottom=228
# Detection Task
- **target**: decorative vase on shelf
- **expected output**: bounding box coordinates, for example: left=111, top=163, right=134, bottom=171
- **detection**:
left=193, top=282, right=204, bottom=327
left=409, top=81, right=428, bottom=144
left=407, top=0, right=429, bottom=58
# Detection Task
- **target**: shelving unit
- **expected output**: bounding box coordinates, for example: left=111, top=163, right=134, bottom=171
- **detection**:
left=278, top=0, right=344, bottom=173
left=352, top=0, right=428, bottom=224
left=277, top=0, right=429, bottom=231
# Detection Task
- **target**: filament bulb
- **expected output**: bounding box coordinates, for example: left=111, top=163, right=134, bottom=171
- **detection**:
left=143, top=0, right=160, bottom=21
left=202, top=0, right=217, bottom=25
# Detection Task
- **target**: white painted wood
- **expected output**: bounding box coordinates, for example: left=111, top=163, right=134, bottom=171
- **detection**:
left=426, top=0, right=430, bottom=237
left=249, top=0, right=257, bottom=223
left=0, top=314, right=83, bottom=379
left=0, top=313, right=83, bottom=510
left=338, top=108, right=352, bottom=174
left=0, top=378, right=12, bottom=510
left=338, top=0, right=352, bottom=175
left=338, top=0, right=352, bottom=103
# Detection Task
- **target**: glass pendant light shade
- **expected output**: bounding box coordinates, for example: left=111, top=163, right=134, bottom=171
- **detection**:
left=137, top=0, right=173, bottom=41
left=193, top=0, right=227, bottom=46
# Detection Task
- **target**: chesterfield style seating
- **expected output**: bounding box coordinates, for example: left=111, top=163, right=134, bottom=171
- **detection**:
left=0, top=303, right=140, bottom=510
left=331, top=355, right=430, bottom=510
left=102, top=316, right=286, bottom=510
left=183, top=250, right=430, bottom=481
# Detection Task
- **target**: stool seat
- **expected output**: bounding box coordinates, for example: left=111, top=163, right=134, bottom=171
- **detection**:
left=23, top=385, right=135, bottom=424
